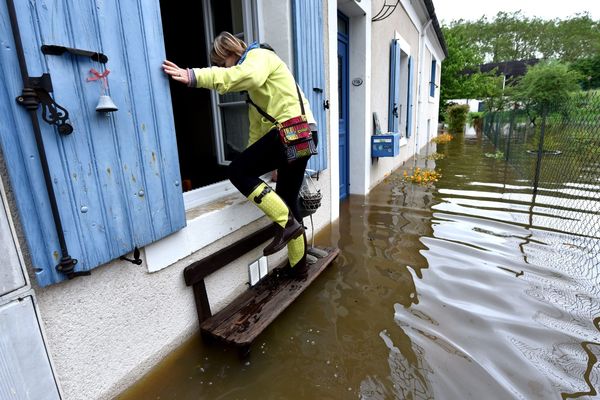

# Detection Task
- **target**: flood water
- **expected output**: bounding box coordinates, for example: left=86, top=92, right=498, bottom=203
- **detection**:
left=118, top=128, right=600, bottom=400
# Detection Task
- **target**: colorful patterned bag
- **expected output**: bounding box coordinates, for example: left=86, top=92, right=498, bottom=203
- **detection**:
left=247, top=85, right=317, bottom=163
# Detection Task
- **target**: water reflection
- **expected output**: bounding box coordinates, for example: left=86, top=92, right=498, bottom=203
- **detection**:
left=118, top=130, right=600, bottom=400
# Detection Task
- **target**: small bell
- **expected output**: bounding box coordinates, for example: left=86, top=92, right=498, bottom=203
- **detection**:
left=95, top=94, right=118, bottom=113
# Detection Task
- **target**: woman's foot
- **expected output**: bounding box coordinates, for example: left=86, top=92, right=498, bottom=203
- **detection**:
left=263, top=213, right=304, bottom=255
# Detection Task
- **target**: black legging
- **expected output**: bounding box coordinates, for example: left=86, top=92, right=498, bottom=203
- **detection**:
left=229, top=129, right=318, bottom=222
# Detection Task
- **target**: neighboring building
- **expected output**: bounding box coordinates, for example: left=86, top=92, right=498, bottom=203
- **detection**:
left=462, top=58, right=540, bottom=89
left=452, top=59, right=539, bottom=112
left=450, top=99, right=484, bottom=112
left=0, top=0, right=445, bottom=398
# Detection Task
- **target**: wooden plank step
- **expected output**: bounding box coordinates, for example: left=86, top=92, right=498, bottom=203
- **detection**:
left=200, top=247, right=340, bottom=347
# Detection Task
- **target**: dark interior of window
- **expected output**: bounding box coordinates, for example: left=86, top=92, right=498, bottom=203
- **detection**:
left=159, top=1, right=229, bottom=192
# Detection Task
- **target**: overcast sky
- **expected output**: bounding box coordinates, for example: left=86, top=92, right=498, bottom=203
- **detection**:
left=433, top=0, right=600, bottom=24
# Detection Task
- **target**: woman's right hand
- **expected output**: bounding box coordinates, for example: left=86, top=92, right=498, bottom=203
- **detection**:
left=162, top=60, right=190, bottom=85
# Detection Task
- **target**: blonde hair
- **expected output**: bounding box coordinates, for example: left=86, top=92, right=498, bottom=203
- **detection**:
left=211, top=32, right=247, bottom=67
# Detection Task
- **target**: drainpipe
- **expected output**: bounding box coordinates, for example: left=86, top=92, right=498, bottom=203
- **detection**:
left=6, top=0, right=78, bottom=275
left=415, top=18, right=433, bottom=156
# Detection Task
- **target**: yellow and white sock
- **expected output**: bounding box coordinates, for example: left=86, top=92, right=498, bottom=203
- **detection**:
left=247, top=182, right=289, bottom=227
left=287, top=234, right=305, bottom=267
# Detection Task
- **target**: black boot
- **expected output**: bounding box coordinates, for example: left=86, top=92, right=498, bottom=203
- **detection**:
left=278, top=233, right=308, bottom=280
left=263, top=212, right=304, bottom=256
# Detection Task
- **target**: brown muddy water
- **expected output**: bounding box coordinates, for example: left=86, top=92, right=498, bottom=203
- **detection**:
left=118, top=129, right=600, bottom=400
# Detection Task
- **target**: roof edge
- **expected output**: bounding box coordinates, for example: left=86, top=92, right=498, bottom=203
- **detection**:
left=423, top=0, right=449, bottom=58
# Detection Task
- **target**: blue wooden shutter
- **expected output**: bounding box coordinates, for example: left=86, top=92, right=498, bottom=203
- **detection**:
left=406, top=56, right=414, bottom=138
left=292, top=0, right=327, bottom=172
left=0, top=0, right=185, bottom=286
left=388, top=39, right=401, bottom=133
left=430, top=59, right=437, bottom=97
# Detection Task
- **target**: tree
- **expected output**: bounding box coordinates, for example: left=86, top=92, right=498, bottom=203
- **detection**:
left=443, top=11, right=600, bottom=63
left=440, top=24, right=500, bottom=110
left=556, top=14, right=600, bottom=62
left=570, top=55, right=600, bottom=89
left=510, top=61, right=581, bottom=122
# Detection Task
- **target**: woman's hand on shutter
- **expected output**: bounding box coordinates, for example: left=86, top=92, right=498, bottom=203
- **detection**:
left=162, top=60, right=190, bottom=85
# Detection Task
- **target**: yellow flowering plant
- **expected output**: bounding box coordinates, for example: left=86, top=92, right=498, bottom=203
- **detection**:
left=403, top=167, right=442, bottom=185
left=431, top=133, right=453, bottom=144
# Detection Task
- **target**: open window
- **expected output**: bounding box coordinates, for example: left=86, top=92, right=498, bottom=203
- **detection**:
left=159, top=0, right=259, bottom=200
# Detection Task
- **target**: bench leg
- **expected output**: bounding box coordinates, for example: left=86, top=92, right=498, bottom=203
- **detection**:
left=238, top=345, right=251, bottom=360
left=201, top=331, right=217, bottom=346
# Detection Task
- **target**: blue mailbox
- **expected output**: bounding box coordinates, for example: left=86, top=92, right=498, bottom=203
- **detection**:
left=371, top=133, right=400, bottom=157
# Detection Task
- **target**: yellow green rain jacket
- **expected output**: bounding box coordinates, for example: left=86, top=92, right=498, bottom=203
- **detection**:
left=190, top=48, right=316, bottom=147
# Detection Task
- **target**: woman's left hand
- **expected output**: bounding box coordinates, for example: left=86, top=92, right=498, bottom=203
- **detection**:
left=162, top=60, right=190, bottom=85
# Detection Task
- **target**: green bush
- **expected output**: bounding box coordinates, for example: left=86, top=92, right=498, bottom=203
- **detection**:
left=468, top=111, right=484, bottom=130
left=468, top=111, right=484, bottom=123
left=511, top=61, right=581, bottom=113
left=447, top=104, right=470, bottom=133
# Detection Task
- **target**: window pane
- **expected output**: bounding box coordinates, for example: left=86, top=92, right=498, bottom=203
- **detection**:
left=220, top=104, right=250, bottom=160
left=337, top=15, right=348, bottom=35
left=212, top=0, right=244, bottom=38
left=338, top=56, right=343, bottom=119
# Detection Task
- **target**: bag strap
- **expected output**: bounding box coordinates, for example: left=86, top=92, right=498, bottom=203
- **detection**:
left=246, top=84, right=305, bottom=124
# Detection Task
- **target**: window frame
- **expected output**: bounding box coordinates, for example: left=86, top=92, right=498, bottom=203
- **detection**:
left=182, top=0, right=261, bottom=211
left=202, top=0, right=260, bottom=167
left=429, top=58, right=437, bottom=98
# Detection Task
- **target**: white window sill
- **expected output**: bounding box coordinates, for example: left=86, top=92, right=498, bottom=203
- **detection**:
left=399, top=137, right=408, bottom=147
left=144, top=180, right=273, bottom=273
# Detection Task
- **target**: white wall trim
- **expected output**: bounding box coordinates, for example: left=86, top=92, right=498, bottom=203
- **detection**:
left=144, top=193, right=263, bottom=272
left=394, top=31, right=411, bottom=55
left=338, top=0, right=372, bottom=196
left=398, top=0, right=427, bottom=32
left=425, top=35, right=445, bottom=63
left=349, top=12, right=371, bottom=195
left=328, top=0, right=340, bottom=218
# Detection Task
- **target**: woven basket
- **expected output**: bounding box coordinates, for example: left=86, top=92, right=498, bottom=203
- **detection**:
left=299, top=172, right=322, bottom=216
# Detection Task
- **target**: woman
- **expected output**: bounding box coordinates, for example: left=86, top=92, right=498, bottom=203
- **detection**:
left=162, top=32, right=317, bottom=273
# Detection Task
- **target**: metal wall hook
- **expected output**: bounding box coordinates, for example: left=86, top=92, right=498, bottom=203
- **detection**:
left=120, top=247, right=143, bottom=265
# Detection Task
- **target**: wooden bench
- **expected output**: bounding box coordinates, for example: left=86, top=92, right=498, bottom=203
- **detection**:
left=183, top=224, right=339, bottom=356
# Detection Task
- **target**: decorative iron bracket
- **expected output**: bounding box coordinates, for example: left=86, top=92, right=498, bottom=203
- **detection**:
left=372, top=0, right=400, bottom=22
left=16, top=73, right=73, bottom=135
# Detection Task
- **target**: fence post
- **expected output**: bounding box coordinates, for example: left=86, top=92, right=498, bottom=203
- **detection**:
left=532, top=105, right=547, bottom=196
left=494, top=115, right=501, bottom=149
left=505, top=112, right=514, bottom=161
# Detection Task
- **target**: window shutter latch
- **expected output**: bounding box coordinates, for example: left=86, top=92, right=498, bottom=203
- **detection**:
left=16, top=73, right=74, bottom=135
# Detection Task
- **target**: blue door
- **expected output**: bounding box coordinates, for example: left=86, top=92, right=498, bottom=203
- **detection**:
left=338, top=13, right=350, bottom=200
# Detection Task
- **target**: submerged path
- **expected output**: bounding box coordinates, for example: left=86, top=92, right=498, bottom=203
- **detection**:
left=119, top=129, right=600, bottom=400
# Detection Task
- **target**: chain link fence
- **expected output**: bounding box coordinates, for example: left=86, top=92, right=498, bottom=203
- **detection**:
left=482, top=91, right=600, bottom=271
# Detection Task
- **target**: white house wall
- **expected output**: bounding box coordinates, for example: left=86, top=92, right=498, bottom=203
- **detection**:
left=11, top=1, right=333, bottom=399
left=369, top=1, right=421, bottom=190
left=0, top=0, right=445, bottom=398
left=420, top=33, right=444, bottom=146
